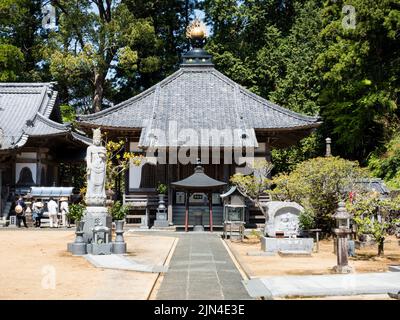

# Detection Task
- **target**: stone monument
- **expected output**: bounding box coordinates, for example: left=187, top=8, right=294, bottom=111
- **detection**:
left=82, top=128, right=112, bottom=244
left=68, top=128, right=126, bottom=255
left=153, top=194, right=169, bottom=228
left=332, top=202, right=353, bottom=273
left=261, top=201, right=314, bottom=254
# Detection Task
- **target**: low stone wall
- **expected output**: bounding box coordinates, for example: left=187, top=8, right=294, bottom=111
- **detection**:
left=261, top=237, right=314, bottom=254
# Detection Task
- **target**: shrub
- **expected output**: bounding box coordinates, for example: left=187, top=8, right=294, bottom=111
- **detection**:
left=271, top=156, right=368, bottom=233
left=298, top=210, right=316, bottom=230
left=230, top=159, right=274, bottom=217
left=347, top=192, right=400, bottom=256
left=156, top=182, right=168, bottom=195
left=108, top=200, right=130, bottom=220
left=68, top=203, right=85, bottom=222
left=368, top=133, right=400, bottom=189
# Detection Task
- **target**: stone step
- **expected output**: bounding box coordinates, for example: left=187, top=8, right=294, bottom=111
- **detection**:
left=389, top=265, right=400, bottom=272
left=278, top=250, right=312, bottom=257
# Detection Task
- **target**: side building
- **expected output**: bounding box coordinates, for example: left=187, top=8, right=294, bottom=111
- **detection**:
left=0, top=83, right=91, bottom=218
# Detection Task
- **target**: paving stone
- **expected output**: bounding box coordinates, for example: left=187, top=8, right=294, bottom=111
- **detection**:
left=156, top=233, right=251, bottom=300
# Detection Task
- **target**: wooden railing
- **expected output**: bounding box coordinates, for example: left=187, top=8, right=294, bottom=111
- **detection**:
left=122, top=194, right=168, bottom=226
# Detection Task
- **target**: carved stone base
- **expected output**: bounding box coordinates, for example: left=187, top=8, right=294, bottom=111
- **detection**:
left=153, top=220, right=170, bottom=228
left=68, top=242, right=87, bottom=256
left=261, top=237, right=314, bottom=254
left=82, top=207, right=112, bottom=243
left=333, top=265, right=353, bottom=274
left=87, top=243, right=113, bottom=255
left=112, top=242, right=127, bottom=254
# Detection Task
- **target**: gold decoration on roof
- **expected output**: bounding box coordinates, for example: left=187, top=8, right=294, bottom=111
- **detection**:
left=186, top=18, right=207, bottom=40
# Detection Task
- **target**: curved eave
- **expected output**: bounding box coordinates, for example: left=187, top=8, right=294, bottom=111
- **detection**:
left=171, top=184, right=227, bottom=191
left=255, top=121, right=322, bottom=132
left=77, top=121, right=141, bottom=131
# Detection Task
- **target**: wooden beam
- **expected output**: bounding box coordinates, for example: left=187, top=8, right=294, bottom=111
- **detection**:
left=208, top=192, right=213, bottom=232
left=185, top=191, right=189, bottom=232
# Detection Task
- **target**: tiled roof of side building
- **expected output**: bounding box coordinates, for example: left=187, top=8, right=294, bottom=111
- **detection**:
left=0, top=83, right=90, bottom=150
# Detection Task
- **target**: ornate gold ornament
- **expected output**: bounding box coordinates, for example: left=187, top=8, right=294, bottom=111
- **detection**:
left=186, top=18, right=207, bottom=40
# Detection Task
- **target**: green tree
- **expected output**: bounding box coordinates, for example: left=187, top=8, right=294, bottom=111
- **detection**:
left=368, top=133, right=400, bottom=189
left=104, top=136, right=142, bottom=200
left=203, top=1, right=325, bottom=172
left=271, top=156, right=368, bottom=233
left=348, top=192, right=400, bottom=256
left=116, top=0, right=195, bottom=102
left=46, top=0, right=160, bottom=113
left=316, top=0, right=400, bottom=162
left=230, top=159, right=274, bottom=217
left=0, top=0, right=46, bottom=81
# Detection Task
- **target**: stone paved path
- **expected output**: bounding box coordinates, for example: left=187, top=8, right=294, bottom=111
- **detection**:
left=156, top=233, right=251, bottom=300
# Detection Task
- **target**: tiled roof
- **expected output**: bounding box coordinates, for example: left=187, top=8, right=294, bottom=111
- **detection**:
left=78, top=56, right=321, bottom=148
left=0, top=83, right=90, bottom=150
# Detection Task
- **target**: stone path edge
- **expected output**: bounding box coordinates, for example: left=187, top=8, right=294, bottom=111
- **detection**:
left=224, top=240, right=254, bottom=280
left=148, top=237, right=179, bottom=300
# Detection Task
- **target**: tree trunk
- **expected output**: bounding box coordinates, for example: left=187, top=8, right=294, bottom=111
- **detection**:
left=92, top=71, right=105, bottom=113
left=255, top=200, right=266, bottom=218
left=378, top=238, right=385, bottom=256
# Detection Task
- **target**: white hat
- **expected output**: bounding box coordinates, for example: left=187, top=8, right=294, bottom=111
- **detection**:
left=15, top=205, right=23, bottom=214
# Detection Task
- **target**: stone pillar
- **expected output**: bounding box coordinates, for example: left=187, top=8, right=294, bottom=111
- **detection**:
left=325, top=137, right=332, bottom=157
left=333, top=229, right=353, bottom=273
left=333, top=202, right=353, bottom=273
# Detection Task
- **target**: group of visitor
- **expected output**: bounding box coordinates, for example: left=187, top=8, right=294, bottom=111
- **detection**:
left=13, top=196, right=70, bottom=228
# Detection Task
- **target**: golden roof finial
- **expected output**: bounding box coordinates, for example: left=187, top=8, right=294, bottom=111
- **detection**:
left=186, top=18, right=207, bottom=40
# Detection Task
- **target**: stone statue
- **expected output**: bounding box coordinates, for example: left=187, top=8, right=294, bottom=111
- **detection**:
left=85, top=128, right=107, bottom=206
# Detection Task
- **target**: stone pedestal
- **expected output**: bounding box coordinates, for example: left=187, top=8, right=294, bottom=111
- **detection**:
left=333, top=228, right=353, bottom=274
left=154, top=194, right=169, bottom=228
left=68, top=221, right=87, bottom=256
left=87, top=243, right=113, bottom=255
left=82, top=206, right=112, bottom=243
left=192, top=211, right=204, bottom=232
left=261, top=237, right=314, bottom=254
left=112, top=220, right=127, bottom=254
left=153, top=212, right=169, bottom=228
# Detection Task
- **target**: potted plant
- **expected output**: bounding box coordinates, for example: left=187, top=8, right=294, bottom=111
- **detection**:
left=68, top=203, right=85, bottom=230
left=108, top=200, right=130, bottom=230
left=156, top=182, right=167, bottom=199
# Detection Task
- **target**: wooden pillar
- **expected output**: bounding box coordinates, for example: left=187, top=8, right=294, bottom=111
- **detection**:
left=265, top=138, right=272, bottom=179
left=185, top=191, right=189, bottom=232
left=208, top=192, right=213, bottom=232
left=167, top=164, right=173, bottom=223
left=0, top=169, right=2, bottom=217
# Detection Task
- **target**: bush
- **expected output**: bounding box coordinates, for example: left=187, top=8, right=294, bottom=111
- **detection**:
left=68, top=203, right=85, bottom=222
left=108, top=200, right=130, bottom=220
left=347, top=192, right=400, bottom=256
left=156, top=183, right=168, bottom=195
left=271, top=156, right=368, bottom=233
left=298, top=210, right=315, bottom=230
left=368, top=133, right=400, bottom=189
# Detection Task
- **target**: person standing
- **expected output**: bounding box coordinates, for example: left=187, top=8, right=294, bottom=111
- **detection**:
left=15, top=195, right=28, bottom=228
left=32, top=200, right=44, bottom=228
left=47, top=197, right=59, bottom=228
left=60, top=197, right=69, bottom=228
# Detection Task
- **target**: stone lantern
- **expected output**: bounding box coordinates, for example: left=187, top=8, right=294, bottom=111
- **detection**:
left=332, top=201, right=353, bottom=273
